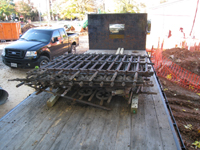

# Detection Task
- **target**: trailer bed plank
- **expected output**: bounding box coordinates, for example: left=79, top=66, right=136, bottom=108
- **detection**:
left=49, top=105, right=87, bottom=150
left=64, top=107, right=97, bottom=150
left=114, top=101, right=131, bottom=150
left=130, top=96, right=146, bottom=150
left=2, top=95, right=59, bottom=150
left=19, top=99, right=71, bottom=150
left=143, top=94, right=164, bottom=150
left=0, top=92, right=52, bottom=150
left=0, top=92, right=51, bottom=131
left=98, top=100, right=120, bottom=150
left=151, top=76, right=178, bottom=150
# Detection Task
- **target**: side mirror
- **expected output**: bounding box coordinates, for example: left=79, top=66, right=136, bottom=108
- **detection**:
left=146, top=20, right=151, bottom=35
left=51, top=37, right=55, bottom=43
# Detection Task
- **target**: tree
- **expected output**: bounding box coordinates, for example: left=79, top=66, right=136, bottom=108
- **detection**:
left=53, top=0, right=95, bottom=20
left=0, top=0, right=15, bottom=20
left=15, top=1, right=32, bottom=20
left=114, top=0, right=145, bottom=13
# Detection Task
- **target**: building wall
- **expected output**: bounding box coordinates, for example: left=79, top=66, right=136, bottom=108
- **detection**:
left=147, top=0, right=200, bottom=48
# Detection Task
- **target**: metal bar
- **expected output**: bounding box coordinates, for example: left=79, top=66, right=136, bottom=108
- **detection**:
left=72, top=61, right=84, bottom=70
left=89, top=71, right=98, bottom=81
left=116, top=62, right=123, bottom=71
left=61, top=87, right=71, bottom=96
left=106, top=55, right=113, bottom=61
left=114, top=55, right=119, bottom=61
left=98, top=55, right=106, bottom=61
left=107, top=95, right=112, bottom=103
left=122, top=55, right=126, bottom=61
left=91, top=55, right=99, bottom=61
left=63, top=61, right=77, bottom=69
left=69, top=71, right=80, bottom=81
left=128, top=90, right=133, bottom=104
left=89, top=61, right=99, bottom=70
left=107, top=62, right=115, bottom=71
left=80, top=62, right=91, bottom=70
left=126, top=62, right=131, bottom=72
left=145, top=57, right=148, bottom=72
left=88, top=90, right=97, bottom=101
left=16, top=82, right=25, bottom=88
left=84, top=55, right=93, bottom=60
left=98, top=62, right=107, bottom=71
left=111, top=72, right=118, bottom=82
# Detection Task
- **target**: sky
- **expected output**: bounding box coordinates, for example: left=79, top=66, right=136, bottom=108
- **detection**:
left=13, top=0, right=200, bottom=39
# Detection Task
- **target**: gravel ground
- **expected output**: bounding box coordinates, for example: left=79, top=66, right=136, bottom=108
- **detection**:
left=0, top=35, right=89, bottom=118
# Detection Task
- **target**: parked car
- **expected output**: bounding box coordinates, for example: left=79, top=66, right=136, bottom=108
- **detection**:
left=1, top=27, right=79, bottom=68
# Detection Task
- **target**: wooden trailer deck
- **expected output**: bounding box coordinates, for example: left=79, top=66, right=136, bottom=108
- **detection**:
left=0, top=50, right=181, bottom=150
left=0, top=75, right=181, bottom=150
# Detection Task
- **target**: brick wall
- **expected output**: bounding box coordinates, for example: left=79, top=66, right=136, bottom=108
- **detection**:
left=88, top=13, right=147, bottom=50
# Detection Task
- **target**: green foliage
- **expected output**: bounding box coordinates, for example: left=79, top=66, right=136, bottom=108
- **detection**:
left=15, top=1, right=32, bottom=20
left=53, top=0, right=95, bottom=20
left=0, top=0, right=15, bottom=20
left=114, top=0, right=145, bottom=13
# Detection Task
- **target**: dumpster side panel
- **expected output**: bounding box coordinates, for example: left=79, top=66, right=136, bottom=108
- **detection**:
left=0, top=24, right=4, bottom=40
left=0, top=22, right=21, bottom=40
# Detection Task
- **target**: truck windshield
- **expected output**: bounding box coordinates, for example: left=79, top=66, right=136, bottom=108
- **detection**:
left=20, top=29, right=52, bottom=43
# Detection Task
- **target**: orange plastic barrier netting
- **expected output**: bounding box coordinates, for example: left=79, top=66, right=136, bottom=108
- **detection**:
left=150, top=48, right=200, bottom=93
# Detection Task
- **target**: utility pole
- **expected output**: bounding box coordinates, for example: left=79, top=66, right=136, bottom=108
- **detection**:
left=38, top=1, right=41, bottom=24
left=50, top=0, right=54, bottom=20
left=47, top=0, right=50, bottom=26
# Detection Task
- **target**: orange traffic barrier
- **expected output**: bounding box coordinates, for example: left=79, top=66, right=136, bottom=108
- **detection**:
left=150, top=42, right=200, bottom=93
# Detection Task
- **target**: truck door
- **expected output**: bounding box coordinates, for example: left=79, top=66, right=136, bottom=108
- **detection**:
left=58, top=28, right=69, bottom=54
left=49, top=30, right=64, bottom=57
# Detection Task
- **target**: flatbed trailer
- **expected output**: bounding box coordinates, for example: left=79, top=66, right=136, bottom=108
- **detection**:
left=0, top=50, right=181, bottom=150
left=0, top=14, right=183, bottom=150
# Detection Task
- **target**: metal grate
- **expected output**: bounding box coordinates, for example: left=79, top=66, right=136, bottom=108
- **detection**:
left=24, top=53, right=154, bottom=88
left=11, top=53, right=155, bottom=109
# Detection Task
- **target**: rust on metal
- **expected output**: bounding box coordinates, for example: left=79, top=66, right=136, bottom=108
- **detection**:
left=10, top=53, right=154, bottom=110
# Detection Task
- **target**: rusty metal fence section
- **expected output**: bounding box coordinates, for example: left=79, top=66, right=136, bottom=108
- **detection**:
left=27, top=53, right=154, bottom=88
left=12, top=53, right=154, bottom=109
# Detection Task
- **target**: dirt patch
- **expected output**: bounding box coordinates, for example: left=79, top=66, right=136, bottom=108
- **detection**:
left=21, top=23, right=38, bottom=34
left=160, top=48, right=200, bottom=149
left=162, top=48, right=200, bottom=75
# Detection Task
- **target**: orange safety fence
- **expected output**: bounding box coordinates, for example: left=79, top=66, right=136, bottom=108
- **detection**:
left=149, top=45, right=200, bottom=93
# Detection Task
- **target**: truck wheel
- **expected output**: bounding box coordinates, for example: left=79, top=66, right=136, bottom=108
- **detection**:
left=69, top=45, right=76, bottom=54
left=38, top=56, right=49, bottom=67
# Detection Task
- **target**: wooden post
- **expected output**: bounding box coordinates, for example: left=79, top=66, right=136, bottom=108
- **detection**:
left=46, top=89, right=63, bottom=107
left=131, top=95, right=138, bottom=114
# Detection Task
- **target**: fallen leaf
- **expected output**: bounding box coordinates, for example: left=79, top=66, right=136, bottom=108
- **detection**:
left=196, top=93, right=200, bottom=96
left=182, top=109, right=186, bottom=112
left=192, top=141, right=200, bottom=148
left=166, top=74, right=172, bottom=80
left=184, top=124, right=192, bottom=130
left=163, top=88, right=168, bottom=91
